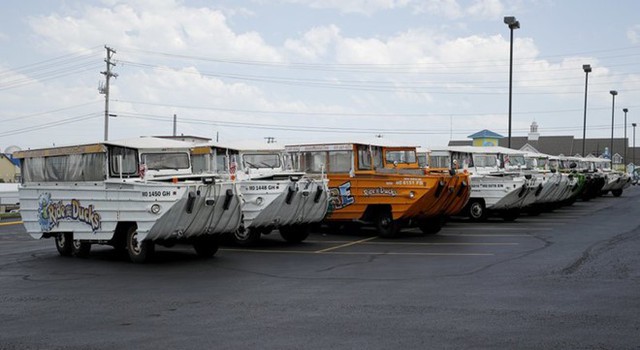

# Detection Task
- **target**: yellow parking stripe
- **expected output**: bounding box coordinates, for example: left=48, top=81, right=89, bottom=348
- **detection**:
left=306, top=240, right=518, bottom=246
left=314, top=236, right=378, bottom=253
left=0, top=221, right=23, bottom=227
left=220, top=248, right=493, bottom=257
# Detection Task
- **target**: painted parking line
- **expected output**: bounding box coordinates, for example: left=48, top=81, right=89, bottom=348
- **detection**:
left=306, top=240, right=518, bottom=246
left=439, top=233, right=535, bottom=237
left=444, top=226, right=554, bottom=231
left=314, top=236, right=378, bottom=253
left=514, top=219, right=574, bottom=224
left=220, top=248, right=493, bottom=257
left=0, top=221, right=23, bottom=227
left=367, top=241, right=518, bottom=246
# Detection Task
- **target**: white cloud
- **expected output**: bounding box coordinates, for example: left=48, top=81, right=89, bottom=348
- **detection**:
left=276, top=0, right=411, bottom=15
left=627, top=24, right=640, bottom=44
left=466, top=0, right=504, bottom=19
left=412, top=0, right=463, bottom=19
left=27, top=1, right=281, bottom=61
left=284, top=25, right=341, bottom=60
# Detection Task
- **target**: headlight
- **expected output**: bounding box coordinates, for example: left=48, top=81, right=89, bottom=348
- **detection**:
left=255, top=197, right=264, bottom=205
left=150, top=203, right=162, bottom=214
left=408, top=191, right=415, bottom=199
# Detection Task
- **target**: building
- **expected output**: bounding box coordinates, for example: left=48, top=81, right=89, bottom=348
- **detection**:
left=0, top=153, right=20, bottom=183
left=449, top=122, right=639, bottom=166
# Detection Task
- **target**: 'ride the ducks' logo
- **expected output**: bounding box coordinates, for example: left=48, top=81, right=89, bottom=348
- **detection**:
left=37, top=193, right=102, bottom=232
left=328, top=181, right=355, bottom=212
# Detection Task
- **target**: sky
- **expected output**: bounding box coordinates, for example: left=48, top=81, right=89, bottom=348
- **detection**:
left=1, top=0, right=639, bottom=152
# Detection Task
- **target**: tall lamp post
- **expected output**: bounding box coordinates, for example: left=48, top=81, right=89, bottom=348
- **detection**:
left=609, top=90, right=618, bottom=162
left=504, top=16, right=520, bottom=149
left=633, top=122, right=637, bottom=167
left=582, top=64, right=592, bottom=156
left=623, top=108, right=629, bottom=164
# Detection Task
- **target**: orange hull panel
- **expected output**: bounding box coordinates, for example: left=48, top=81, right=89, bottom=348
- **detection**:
left=326, top=172, right=468, bottom=222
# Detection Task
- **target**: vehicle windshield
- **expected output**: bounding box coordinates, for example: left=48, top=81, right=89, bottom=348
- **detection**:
left=385, top=150, right=417, bottom=165
left=142, top=152, right=190, bottom=170
left=292, top=150, right=351, bottom=174
left=473, top=154, right=497, bottom=167
left=243, top=153, right=281, bottom=169
left=505, top=155, right=526, bottom=168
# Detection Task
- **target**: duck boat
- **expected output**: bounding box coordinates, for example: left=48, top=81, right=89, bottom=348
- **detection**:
left=14, top=137, right=242, bottom=263
left=285, top=140, right=466, bottom=237
left=192, top=141, right=329, bottom=245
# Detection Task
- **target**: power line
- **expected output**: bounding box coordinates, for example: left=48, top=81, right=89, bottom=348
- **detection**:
left=118, top=60, right=640, bottom=95
left=111, top=110, right=633, bottom=136
left=0, top=100, right=102, bottom=124
left=0, top=46, right=102, bottom=77
left=113, top=99, right=640, bottom=118
left=123, top=45, right=640, bottom=71
left=0, top=113, right=100, bottom=137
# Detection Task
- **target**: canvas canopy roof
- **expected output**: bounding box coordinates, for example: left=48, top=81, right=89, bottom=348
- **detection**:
left=14, top=137, right=193, bottom=159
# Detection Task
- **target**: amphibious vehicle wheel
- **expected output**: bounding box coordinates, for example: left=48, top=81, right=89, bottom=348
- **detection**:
left=467, top=199, right=487, bottom=222
left=55, top=232, right=74, bottom=257
left=611, top=189, right=623, bottom=197
left=193, top=236, right=219, bottom=258
left=72, top=240, right=91, bottom=258
left=234, top=226, right=261, bottom=246
left=279, top=225, right=310, bottom=243
left=126, top=224, right=154, bottom=263
left=419, top=217, right=444, bottom=235
left=501, top=209, right=520, bottom=222
left=376, top=209, right=400, bottom=238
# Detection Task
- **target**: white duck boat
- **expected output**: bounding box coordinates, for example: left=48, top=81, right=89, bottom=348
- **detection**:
left=14, top=137, right=242, bottom=263
left=192, top=141, right=329, bottom=245
left=522, top=152, right=573, bottom=211
left=430, top=146, right=537, bottom=221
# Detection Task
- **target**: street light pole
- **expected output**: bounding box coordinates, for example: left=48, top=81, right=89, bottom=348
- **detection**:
left=623, top=108, right=629, bottom=164
left=504, top=16, right=520, bottom=149
left=633, top=122, right=637, bottom=167
left=582, top=64, right=591, bottom=156
left=610, top=90, right=618, bottom=162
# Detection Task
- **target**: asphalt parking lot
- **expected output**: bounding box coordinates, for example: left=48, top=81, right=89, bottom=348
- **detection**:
left=1, top=188, right=640, bottom=349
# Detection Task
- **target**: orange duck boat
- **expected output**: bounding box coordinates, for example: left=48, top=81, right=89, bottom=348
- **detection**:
left=285, top=140, right=470, bottom=237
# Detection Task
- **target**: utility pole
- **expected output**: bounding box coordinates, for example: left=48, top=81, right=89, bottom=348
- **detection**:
left=173, top=114, right=177, bottom=136
left=99, top=46, right=117, bottom=141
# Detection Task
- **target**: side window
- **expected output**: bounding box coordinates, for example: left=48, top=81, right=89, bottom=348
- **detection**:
left=109, top=146, right=138, bottom=177
left=328, top=151, right=351, bottom=173
left=372, top=146, right=383, bottom=169
left=357, top=145, right=372, bottom=170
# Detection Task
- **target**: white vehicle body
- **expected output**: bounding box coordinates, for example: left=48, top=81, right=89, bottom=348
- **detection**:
left=523, top=152, right=573, bottom=205
left=584, top=156, right=630, bottom=196
left=15, top=137, right=242, bottom=262
left=431, top=146, right=537, bottom=219
left=192, top=140, right=329, bottom=244
left=0, top=183, right=19, bottom=210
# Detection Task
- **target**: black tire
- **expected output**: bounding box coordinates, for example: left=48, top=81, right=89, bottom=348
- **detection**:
left=376, top=209, right=400, bottom=238
left=126, top=224, right=154, bottom=263
left=419, top=217, right=444, bottom=235
left=279, top=225, right=310, bottom=243
left=234, top=226, right=261, bottom=246
left=612, top=189, right=623, bottom=197
left=193, top=236, right=219, bottom=258
left=501, top=209, right=520, bottom=222
left=72, top=240, right=91, bottom=258
left=467, top=199, right=487, bottom=222
left=55, top=232, right=74, bottom=257
left=259, top=227, right=274, bottom=235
